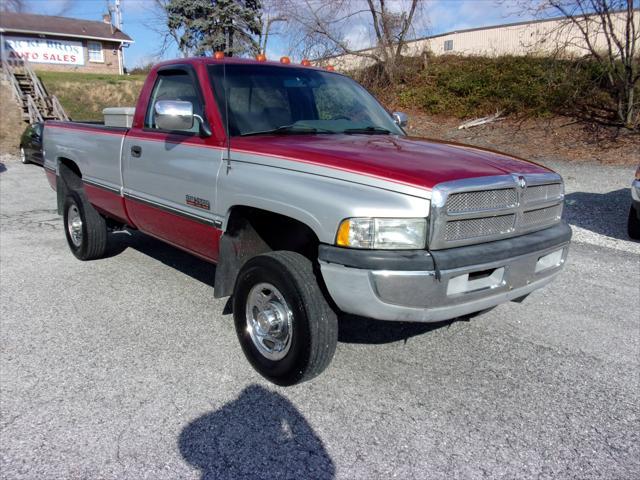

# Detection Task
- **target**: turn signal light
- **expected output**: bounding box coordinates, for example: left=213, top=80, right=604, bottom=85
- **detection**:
left=214, top=51, right=225, bottom=59
left=301, top=59, right=311, bottom=66
left=280, top=56, right=291, bottom=64
left=336, top=219, right=351, bottom=246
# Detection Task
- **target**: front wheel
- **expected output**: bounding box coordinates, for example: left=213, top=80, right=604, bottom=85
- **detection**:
left=233, top=251, right=338, bottom=386
left=63, top=191, right=108, bottom=260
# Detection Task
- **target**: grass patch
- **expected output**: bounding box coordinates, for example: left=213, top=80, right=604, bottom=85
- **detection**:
left=356, top=55, right=625, bottom=123
left=37, top=71, right=146, bottom=121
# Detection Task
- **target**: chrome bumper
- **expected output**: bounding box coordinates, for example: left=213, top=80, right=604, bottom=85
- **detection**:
left=320, top=242, right=569, bottom=323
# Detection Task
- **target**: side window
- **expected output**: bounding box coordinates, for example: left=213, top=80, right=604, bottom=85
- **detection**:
left=145, top=70, right=203, bottom=133
left=444, top=39, right=453, bottom=51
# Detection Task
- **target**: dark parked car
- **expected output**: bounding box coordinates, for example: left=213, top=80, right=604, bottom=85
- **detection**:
left=629, top=165, right=640, bottom=240
left=19, top=122, right=44, bottom=165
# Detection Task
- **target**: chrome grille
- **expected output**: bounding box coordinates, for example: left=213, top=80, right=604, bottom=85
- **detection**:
left=445, top=214, right=515, bottom=241
left=446, top=188, right=517, bottom=214
left=520, top=204, right=563, bottom=229
left=429, top=174, right=565, bottom=249
left=522, top=183, right=563, bottom=204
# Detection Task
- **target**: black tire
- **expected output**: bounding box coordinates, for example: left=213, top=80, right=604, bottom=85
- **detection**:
left=63, top=190, right=108, bottom=260
left=19, top=147, right=29, bottom=164
left=233, top=251, right=338, bottom=386
left=628, top=205, right=640, bottom=240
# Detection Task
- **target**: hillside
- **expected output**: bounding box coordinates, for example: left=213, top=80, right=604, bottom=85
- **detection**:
left=0, top=82, right=25, bottom=154
left=37, top=71, right=145, bottom=121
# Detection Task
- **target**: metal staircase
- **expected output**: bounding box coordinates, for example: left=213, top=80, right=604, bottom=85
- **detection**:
left=1, top=59, right=69, bottom=124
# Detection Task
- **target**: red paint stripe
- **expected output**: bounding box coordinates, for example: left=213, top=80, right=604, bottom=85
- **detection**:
left=84, top=183, right=130, bottom=225
left=125, top=197, right=221, bottom=262
left=45, top=169, right=56, bottom=190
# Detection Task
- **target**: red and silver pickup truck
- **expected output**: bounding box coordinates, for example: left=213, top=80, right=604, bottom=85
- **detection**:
left=43, top=57, right=571, bottom=385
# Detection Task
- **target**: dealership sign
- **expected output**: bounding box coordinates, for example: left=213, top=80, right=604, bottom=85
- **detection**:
left=3, top=36, right=84, bottom=65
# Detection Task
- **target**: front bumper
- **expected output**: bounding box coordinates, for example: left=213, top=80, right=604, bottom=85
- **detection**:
left=319, top=223, right=571, bottom=322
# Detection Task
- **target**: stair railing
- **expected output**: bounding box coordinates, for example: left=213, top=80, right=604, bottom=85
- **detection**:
left=1, top=60, right=24, bottom=105
left=50, top=95, right=69, bottom=121
left=26, top=94, right=43, bottom=124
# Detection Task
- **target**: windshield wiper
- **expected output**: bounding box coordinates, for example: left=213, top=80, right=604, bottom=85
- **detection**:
left=343, top=126, right=392, bottom=135
left=240, top=125, right=334, bottom=136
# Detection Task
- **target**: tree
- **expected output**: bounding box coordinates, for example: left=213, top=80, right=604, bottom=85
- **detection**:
left=277, top=0, right=422, bottom=81
left=161, top=0, right=263, bottom=57
left=519, top=0, right=639, bottom=129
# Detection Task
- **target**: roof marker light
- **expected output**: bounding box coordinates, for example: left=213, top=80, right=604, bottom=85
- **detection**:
left=214, top=51, right=225, bottom=59
left=301, top=59, right=312, bottom=66
left=256, top=53, right=267, bottom=62
left=326, top=65, right=335, bottom=71
left=280, top=56, right=291, bottom=64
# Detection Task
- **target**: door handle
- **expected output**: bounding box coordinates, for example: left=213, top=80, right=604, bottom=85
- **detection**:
left=131, top=145, right=142, bottom=157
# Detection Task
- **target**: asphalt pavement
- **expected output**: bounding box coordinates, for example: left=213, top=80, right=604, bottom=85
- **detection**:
left=1, top=154, right=638, bottom=479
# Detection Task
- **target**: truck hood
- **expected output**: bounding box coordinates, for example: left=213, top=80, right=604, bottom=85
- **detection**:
left=231, top=134, right=552, bottom=190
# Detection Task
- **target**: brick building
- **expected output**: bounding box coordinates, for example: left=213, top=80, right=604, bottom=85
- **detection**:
left=0, top=12, right=133, bottom=75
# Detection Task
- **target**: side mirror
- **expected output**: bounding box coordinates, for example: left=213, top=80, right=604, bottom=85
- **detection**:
left=155, top=100, right=194, bottom=131
left=392, top=111, right=408, bottom=128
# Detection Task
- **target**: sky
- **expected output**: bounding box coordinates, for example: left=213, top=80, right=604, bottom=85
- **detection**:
left=13, top=0, right=538, bottom=69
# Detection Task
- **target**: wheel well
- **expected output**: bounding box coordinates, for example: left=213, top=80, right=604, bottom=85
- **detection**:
left=213, top=206, right=320, bottom=298
left=227, top=206, right=319, bottom=257
left=56, top=158, right=82, bottom=214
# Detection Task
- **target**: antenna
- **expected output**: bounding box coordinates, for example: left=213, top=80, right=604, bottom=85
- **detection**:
left=223, top=61, right=232, bottom=174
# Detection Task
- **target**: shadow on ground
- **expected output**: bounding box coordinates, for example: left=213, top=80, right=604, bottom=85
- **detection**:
left=106, top=230, right=216, bottom=288
left=179, top=385, right=335, bottom=480
left=106, top=230, right=460, bottom=344
left=0, top=163, right=6, bottom=173
left=338, top=315, right=454, bottom=344
left=564, top=189, right=633, bottom=241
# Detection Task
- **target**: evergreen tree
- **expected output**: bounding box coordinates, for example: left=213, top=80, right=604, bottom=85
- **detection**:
left=165, top=0, right=262, bottom=57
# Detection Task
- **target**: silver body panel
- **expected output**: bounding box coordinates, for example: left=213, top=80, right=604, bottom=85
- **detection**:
left=121, top=136, right=224, bottom=226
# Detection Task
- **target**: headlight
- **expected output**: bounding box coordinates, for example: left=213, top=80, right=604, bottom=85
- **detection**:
left=335, top=218, right=427, bottom=249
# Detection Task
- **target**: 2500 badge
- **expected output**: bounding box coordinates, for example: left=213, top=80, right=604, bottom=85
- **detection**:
left=185, top=195, right=210, bottom=210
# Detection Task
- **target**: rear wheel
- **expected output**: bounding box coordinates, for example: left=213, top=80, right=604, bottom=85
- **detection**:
left=233, top=251, right=338, bottom=386
left=63, top=191, right=108, bottom=260
left=628, top=205, right=640, bottom=240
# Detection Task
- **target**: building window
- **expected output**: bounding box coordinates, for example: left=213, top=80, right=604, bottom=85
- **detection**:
left=444, top=40, right=453, bottom=51
left=87, top=41, right=103, bottom=62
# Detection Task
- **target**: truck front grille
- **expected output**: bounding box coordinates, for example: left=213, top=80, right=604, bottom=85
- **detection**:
left=445, top=214, right=516, bottom=241
left=429, top=174, right=564, bottom=249
left=446, top=188, right=517, bottom=214
left=520, top=204, right=563, bottom=229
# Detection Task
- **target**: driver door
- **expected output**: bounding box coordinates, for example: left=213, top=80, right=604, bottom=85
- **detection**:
left=122, top=66, right=224, bottom=260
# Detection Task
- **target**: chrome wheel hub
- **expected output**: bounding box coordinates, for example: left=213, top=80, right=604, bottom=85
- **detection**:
left=67, top=204, right=83, bottom=247
left=246, top=283, right=293, bottom=361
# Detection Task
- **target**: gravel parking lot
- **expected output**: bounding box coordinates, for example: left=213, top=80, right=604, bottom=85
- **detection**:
left=1, top=154, right=638, bottom=479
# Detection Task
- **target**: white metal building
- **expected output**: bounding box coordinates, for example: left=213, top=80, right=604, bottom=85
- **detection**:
left=328, top=10, right=639, bottom=70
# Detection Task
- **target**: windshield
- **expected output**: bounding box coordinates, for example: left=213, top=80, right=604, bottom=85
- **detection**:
left=208, top=64, right=404, bottom=137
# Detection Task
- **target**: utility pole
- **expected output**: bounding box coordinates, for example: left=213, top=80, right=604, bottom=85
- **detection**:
left=109, top=0, right=125, bottom=74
